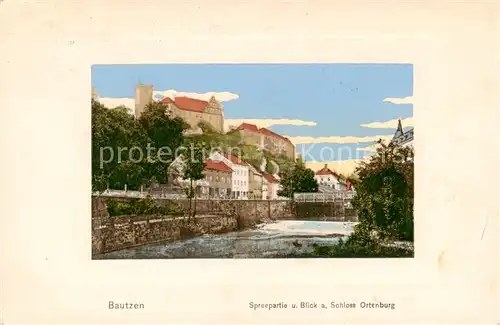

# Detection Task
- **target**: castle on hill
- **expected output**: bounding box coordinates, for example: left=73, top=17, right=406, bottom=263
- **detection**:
left=227, top=123, right=295, bottom=160
left=134, top=84, right=295, bottom=159
left=135, top=84, right=224, bottom=133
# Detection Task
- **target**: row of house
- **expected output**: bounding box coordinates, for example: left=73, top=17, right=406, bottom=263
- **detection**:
left=168, top=151, right=283, bottom=200
left=168, top=153, right=356, bottom=200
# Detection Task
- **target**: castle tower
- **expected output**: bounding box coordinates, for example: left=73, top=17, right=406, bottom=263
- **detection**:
left=134, top=84, right=153, bottom=117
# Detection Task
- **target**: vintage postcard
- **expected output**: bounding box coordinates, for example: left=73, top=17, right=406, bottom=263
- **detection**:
left=91, top=63, right=414, bottom=260
left=1, top=1, right=498, bottom=325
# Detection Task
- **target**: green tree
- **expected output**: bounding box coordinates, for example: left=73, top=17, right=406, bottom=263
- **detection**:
left=182, top=143, right=206, bottom=218
left=138, top=102, right=185, bottom=185
left=351, top=140, right=414, bottom=241
left=278, top=163, right=319, bottom=198
left=91, top=99, right=150, bottom=192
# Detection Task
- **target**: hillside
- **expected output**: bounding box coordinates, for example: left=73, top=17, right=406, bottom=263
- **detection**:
left=184, top=122, right=296, bottom=176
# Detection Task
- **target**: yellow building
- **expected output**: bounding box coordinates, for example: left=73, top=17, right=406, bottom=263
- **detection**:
left=134, top=84, right=224, bottom=133
left=159, top=96, right=224, bottom=133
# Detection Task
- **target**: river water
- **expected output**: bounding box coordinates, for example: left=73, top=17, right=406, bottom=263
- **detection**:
left=94, top=220, right=357, bottom=259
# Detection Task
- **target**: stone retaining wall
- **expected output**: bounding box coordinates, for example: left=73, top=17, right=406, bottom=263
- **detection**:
left=91, top=196, right=357, bottom=256
left=92, top=215, right=237, bottom=256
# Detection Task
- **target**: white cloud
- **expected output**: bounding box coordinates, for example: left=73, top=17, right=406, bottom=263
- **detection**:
left=153, top=89, right=239, bottom=102
left=94, top=88, right=239, bottom=115
left=97, top=97, right=135, bottom=110
left=224, top=119, right=317, bottom=132
left=383, top=96, right=414, bottom=105
left=305, top=158, right=370, bottom=176
left=287, top=134, right=393, bottom=145
left=360, top=116, right=414, bottom=129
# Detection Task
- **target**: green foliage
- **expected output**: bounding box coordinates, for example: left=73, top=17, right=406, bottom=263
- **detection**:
left=198, top=121, right=219, bottom=134
left=285, top=140, right=415, bottom=258
left=352, top=140, right=414, bottom=241
left=305, top=236, right=413, bottom=258
left=240, top=144, right=264, bottom=168
left=92, top=100, right=185, bottom=192
left=182, top=142, right=206, bottom=218
left=278, top=163, right=319, bottom=198
left=91, top=99, right=151, bottom=192
left=138, top=102, right=185, bottom=184
left=182, top=143, right=206, bottom=183
left=270, top=153, right=295, bottom=176
left=106, top=197, right=183, bottom=217
left=185, top=129, right=241, bottom=154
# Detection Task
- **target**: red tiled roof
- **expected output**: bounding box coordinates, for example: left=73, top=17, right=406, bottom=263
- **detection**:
left=248, top=164, right=262, bottom=176
left=315, top=167, right=337, bottom=176
left=159, top=96, right=209, bottom=113
left=259, top=128, right=293, bottom=144
left=204, top=160, right=233, bottom=173
left=261, top=171, right=280, bottom=183
left=221, top=152, right=249, bottom=166
left=233, top=123, right=293, bottom=144
left=159, top=97, right=174, bottom=104
left=236, top=123, right=259, bottom=132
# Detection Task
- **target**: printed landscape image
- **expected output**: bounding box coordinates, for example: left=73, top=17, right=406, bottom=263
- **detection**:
left=91, top=64, right=414, bottom=259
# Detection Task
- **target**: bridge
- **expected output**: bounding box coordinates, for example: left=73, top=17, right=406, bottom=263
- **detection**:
left=294, top=191, right=355, bottom=202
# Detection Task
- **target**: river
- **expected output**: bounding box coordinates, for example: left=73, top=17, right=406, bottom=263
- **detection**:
left=94, top=220, right=357, bottom=259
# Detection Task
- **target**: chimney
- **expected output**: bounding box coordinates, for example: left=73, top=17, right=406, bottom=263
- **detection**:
left=324, top=163, right=328, bottom=169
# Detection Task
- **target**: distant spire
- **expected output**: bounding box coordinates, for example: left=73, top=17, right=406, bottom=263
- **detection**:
left=396, top=119, right=403, bottom=133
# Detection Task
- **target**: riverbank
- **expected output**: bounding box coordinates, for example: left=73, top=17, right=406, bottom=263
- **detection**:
left=92, top=214, right=239, bottom=256
left=279, top=238, right=414, bottom=258
left=93, top=220, right=358, bottom=259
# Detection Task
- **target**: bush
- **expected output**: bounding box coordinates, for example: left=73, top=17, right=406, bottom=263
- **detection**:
left=309, top=237, right=413, bottom=258
left=286, top=234, right=413, bottom=258
left=351, top=142, right=414, bottom=242
left=284, top=141, right=415, bottom=258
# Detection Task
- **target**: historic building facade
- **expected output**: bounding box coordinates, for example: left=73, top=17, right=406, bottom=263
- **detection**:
left=203, top=160, right=233, bottom=199
left=159, top=96, right=224, bottom=133
left=210, top=152, right=250, bottom=200
left=314, top=164, right=346, bottom=191
left=261, top=171, right=281, bottom=200
left=229, top=123, right=296, bottom=159
left=247, top=164, right=264, bottom=200
left=134, top=84, right=224, bottom=133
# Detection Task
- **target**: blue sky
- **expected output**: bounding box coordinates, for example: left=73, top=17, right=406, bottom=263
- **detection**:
left=92, top=64, right=413, bottom=173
